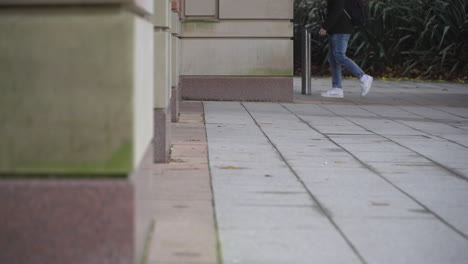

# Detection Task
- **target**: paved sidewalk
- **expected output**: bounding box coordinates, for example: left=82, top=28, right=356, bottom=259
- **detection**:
left=147, top=78, right=468, bottom=264
left=205, top=78, right=468, bottom=264
left=295, top=77, right=468, bottom=107
left=135, top=102, right=218, bottom=264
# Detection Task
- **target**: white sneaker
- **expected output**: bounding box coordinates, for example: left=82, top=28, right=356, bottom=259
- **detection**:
left=321, top=88, right=344, bottom=98
left=360, top=74, right=373, bottom=96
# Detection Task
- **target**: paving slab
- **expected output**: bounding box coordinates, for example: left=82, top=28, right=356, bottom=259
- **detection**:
left=399, top=106, right=467, bottom=121
left=336, top=218, right=468, bottom=264
left=386, top=135, right=468, bottom=179
left=205, top=101, right=365, bottom=264
left=219, top=229, right=361, bottom=264
left=204, top=78, right=468, bottom=264
left=434, top=107, right=468, bottom=118
left=325, top=136, right=468, bottom=236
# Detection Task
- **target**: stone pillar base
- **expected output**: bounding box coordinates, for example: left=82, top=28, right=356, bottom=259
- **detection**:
left=181, top=76, right=293, bottom=102
left=0, top=180, right=133, bottom=264
left=153, top=105, right=171, bottom=163
left=171, top=86, right=180, bottom=123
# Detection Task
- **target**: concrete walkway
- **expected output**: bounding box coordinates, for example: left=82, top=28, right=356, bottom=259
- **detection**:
left=148, top=77, right=468, bottom=264
left=136, top=102, right=218, bottom=264
left=294, top=77, right=468, bottom=107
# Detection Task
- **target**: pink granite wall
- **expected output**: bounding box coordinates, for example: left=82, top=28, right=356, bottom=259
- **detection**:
left=153, top=103, right=172, bottom=163
left=0, top=179, right=134, bottom=264
left=181, top=76, right=293, bottom=102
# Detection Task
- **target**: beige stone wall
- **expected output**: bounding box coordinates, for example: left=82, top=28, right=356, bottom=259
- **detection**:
left=133, top=16, right=154, bottom=167
left=184, top=0, right=216, bottom=17
left=172, top=37, right=181, bottom=86
left=154, top=0, right=175, bottom=109
left=182, top=20, right=292, bottom=37
left=154, top=0, right=171, bottom=28
left=219, top=0, right=293, bottom=19
left=0, top=2, right=181, bottom=264
left=0, top=6, right=154, bottom=175
left=181, top=39, right=292, bottom=75
left=171, top=9, right=182, bottom=35
left=181, top=0, right=294, bottom=79
left=154, top=30, right=172, bottom=108
left=171, top=11, right=181, bottom=87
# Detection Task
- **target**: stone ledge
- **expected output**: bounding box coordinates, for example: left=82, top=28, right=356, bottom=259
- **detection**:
left=0, top=0, right=153, bottom=17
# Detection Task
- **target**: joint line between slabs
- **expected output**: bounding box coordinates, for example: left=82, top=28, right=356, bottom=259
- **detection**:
left=344, top=98, right=468, bottom=154
left=428, top=106, right=468, bottom=120
left=392, top=102, right=468, bottom=135
left=352, top=104, right=468, bottom=179
left=300, top=103, right=468, bottom=240
left=202, top=102, right=225, bottom=264
left=240, top=102, right=369, bottom=264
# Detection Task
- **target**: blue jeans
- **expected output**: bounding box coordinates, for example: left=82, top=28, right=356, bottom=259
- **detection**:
left=328, top=34, right=364, bottom=89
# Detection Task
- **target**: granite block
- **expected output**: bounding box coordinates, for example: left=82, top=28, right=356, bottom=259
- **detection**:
left=154, top=105, right=172, bottom=163
left=0, top=179, right=134, bottom=264
left=181, top=76, right=293, bottom=102
left=171, top=86, right=180, bottom=123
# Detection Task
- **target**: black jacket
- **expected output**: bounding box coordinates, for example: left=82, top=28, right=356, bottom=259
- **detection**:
left=322, top=0, right=354, bottom=34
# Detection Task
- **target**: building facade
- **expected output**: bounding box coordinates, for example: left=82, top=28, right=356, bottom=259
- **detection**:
left=0, top=0, right=293, bottom=263
left=180, top=0, right=294, bottom=101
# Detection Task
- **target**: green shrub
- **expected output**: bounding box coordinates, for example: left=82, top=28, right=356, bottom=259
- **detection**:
left=294, top=0, right=468, bottom=81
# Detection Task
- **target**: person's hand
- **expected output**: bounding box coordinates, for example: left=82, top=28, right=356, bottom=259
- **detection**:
left=319, top=28, right=327, bottom=36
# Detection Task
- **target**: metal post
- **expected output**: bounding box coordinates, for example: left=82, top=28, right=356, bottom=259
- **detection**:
left=301, top=26, right=312, bottom=95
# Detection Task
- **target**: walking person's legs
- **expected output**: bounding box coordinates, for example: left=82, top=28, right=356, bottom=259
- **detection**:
left=322, top=34, right=373, bottom=98
left=321, top=37, right=344, bottom=98
left=329, top=39, right=342, bottom=89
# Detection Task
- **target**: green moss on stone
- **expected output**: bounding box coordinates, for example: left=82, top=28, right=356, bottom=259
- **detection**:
left=245, top=68, right=293, bottom=76
left=0, top=10, right=136, bottom=180
left=181, top=19, right=219, bottom=24
left=181, top=19, right=219, bottom=30
left=1, top=142, right=132, bottom=179
left=104, top=141, right=132, bottom=172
